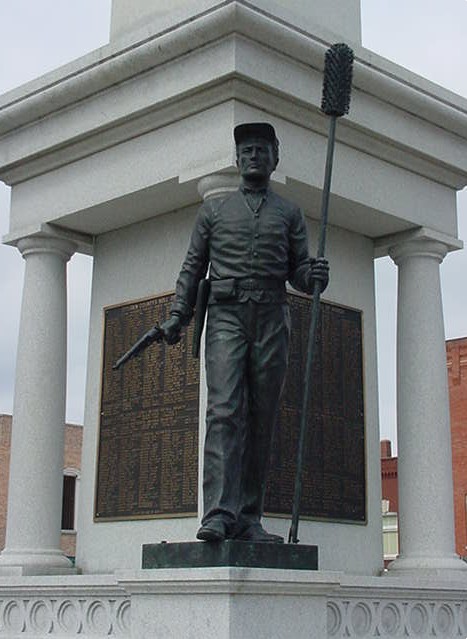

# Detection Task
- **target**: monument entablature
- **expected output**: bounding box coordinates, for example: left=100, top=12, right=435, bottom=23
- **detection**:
left=0, top=2, right=465, bottom=257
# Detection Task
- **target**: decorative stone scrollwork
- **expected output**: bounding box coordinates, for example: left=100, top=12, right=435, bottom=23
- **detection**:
left=408, top=602, right=429, bottom=636
left=435, top=603, right=456, bottom=636
left=1, top=600, right=26, bottom=635
left=327, top=601, right=342, bottom=636
left=84, top=600, right=113, bottom=635
left=379, top=602, right=402, bottom=636
left=115, top=600, right=131, bottom=635
left=0, top=596, right=130, bottom=636
left=28, top=600, right=54, bottom=634
left=349, top=601, right=374, bottom=636
left=327, top=598, right=465, bottom=637
left=57, top=600, right=82, bottom=634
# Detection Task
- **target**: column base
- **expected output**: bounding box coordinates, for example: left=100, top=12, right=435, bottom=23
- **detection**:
left=0, top=548, right=76, bottom=576
left=387, top=554, right=467, bottom=579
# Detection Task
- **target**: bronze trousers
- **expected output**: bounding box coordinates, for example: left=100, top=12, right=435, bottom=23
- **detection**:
left=202, top=300, right=290, bottom=534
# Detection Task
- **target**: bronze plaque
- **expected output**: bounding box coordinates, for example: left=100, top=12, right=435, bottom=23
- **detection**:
left=96, top=292, right=364, bottom=523
left=264, top=294, right=366, bottom=522
left=95, top=294, right=199, bottom=520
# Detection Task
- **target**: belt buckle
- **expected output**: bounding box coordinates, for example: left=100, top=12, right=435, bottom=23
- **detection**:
left=242, top=278, right=255, bottom=290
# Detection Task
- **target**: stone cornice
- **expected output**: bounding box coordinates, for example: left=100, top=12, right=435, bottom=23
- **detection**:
left=0, top=0, right=465, bottom=138
left=0, top=0, right=467, bottom=130
left=1, top=73, right=465, bottom=191
left=0, top=1, right=465, bottom=191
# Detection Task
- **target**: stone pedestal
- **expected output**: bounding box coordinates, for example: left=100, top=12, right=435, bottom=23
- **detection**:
left=119, top=568, right=330, bottom=639
left=1, top=569, right=467, bottom=638
left=116, top=568, right=467, bottom=639
left=0, top=236, right=76, bottom=576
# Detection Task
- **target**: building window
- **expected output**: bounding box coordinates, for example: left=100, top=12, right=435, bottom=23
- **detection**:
left=382, top=500, right=399, bottom=565
left=61, top=472, right=79, bottom=531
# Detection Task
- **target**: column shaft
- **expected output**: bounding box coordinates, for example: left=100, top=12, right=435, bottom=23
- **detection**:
left=388, top=238, right=466, bottom=576
left=0, top=237, right=76, bottom=575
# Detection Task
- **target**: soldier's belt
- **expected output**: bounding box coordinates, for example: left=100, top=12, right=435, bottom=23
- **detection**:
left=236, top=278, right=285, bottom=291
left=210, top=278, right=285, bottom=301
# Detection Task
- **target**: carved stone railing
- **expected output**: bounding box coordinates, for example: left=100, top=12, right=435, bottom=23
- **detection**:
left=327, top=595, right=467, bottom=637
left=0, top=577, right=130, bottom=637
left=1, top=570, right=467, bottom=638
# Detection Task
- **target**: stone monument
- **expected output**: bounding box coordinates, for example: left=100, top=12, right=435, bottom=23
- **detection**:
left=0, top=1, right=467, bottom=637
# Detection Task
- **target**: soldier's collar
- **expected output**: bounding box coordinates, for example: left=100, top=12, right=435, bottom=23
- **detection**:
left=240, top=184, right=269, bottom=195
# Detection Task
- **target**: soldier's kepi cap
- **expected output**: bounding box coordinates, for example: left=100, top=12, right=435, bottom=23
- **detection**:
left=234, top=122, right=277, bottom=145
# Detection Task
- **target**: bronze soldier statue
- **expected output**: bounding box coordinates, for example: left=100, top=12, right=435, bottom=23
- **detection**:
left=162, top=123, right=329, bottom=543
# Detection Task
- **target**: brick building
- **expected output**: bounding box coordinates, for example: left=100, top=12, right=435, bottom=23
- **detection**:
left=381, top=336, right=467, bottom=562
left=0, top=414, right=82, bottom=560
left=447, top=337, right=467, bottom=557
left=380, top=440, right=399, bottom=566
left=380, top=439, right=398, bottom=514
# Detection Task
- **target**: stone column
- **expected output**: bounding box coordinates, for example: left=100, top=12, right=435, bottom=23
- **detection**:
left=388, top=237, right=467, bottom=576
left=0, top=236, right=76, bottom=575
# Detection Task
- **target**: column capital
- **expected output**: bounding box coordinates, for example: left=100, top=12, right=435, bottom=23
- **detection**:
left=197, top=173, right=239, bottom=201
left=388, top=237, right=449, bottom=266
left=17, top=235, right=76, bottom=261
left=375, top=226, right=462, bottom=259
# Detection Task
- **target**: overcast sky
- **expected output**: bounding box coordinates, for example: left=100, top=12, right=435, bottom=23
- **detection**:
left=0, top=1, right=466, bottom=448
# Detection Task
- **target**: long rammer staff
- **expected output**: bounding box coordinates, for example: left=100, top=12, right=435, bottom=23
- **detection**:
left=288, top=43, right=354, bottom=544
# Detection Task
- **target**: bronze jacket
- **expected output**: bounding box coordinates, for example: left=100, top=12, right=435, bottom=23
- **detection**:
left=171, top=187, right=314, bottom=324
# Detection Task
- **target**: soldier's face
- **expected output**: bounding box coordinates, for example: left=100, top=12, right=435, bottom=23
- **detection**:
left=236, top=137, right=276, bottom=182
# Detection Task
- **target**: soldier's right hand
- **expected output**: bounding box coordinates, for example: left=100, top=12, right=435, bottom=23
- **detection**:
left=160, top=316, right=183, bottom=345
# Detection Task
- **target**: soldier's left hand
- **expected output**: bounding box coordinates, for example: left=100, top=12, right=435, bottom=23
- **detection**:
left=310, top=257, right=329, bottom=293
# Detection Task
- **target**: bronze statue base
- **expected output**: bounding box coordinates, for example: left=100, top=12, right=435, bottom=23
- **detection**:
left=142, top=540, right=318, bottom=571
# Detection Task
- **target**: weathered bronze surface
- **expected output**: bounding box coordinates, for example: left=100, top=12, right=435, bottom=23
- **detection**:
left=96, top=291, right=364, bottom=524
left=95, top=294, right=199, bottom=521
left=142, top=540, right=318, bottom=570
left=265, top=294, right=366, bottom=523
